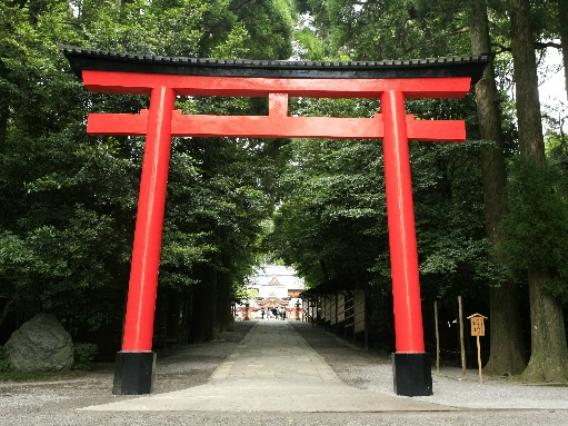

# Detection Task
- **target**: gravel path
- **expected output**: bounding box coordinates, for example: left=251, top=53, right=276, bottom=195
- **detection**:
left=292, top=322, right=568, bottom=410
left=1, top=320, right=567, bottom=425
left=80, top=321, right=446, bottom=413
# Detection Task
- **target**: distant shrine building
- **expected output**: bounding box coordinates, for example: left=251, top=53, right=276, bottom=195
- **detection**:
left=238, top=265, right=305, bottom=320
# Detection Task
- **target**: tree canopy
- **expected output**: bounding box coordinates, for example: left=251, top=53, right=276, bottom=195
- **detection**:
left=0, top=0, right=567, bottom=380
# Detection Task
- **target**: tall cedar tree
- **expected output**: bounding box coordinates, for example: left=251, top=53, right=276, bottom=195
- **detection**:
left=469, top=0, right=526, bottom=375
left=509, top=0, right=568, bottom=381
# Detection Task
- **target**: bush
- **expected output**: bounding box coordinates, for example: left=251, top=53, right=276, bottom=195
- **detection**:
left=73, top=343, right=98, bottom=370
left=501, top=156, right=568, bottom=302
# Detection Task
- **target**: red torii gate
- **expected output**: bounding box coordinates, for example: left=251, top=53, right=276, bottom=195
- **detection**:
left=64, top=47, right=487, bottom=397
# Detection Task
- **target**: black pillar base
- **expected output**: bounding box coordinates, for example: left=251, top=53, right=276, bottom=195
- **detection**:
left=112, top=351, right=156, bottom=395
left=392, top=352, right=433, bottom=396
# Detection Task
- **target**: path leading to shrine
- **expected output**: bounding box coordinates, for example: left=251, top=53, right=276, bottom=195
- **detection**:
left=3, top=321, right=568, bottom=425
left=82, top=321, right=448, bottom=412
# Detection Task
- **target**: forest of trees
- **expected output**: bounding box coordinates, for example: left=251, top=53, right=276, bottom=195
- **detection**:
left=0, top=0, right=567, bottom=382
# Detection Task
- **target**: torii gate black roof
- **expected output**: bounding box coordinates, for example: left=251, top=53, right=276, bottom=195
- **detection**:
left=63, top=46, right=489, bottom=83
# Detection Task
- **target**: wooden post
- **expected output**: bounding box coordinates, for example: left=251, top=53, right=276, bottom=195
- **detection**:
left=458, top=296, right=466, bottom=376
left=363, top=287, right=369, bottom=349
left=335, top=291, right=339, bottom=328
left=434, top=300, right=440, bottom=373
left=477, top=335, right=483, bottom=384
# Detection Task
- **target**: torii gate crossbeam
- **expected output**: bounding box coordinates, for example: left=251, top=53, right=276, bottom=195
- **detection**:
left=64, top=47, right=487, bottom=397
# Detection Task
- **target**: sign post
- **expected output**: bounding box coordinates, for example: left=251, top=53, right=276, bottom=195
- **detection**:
left=467, top=313, right=488, bottom=384
left=458, top=296, right=466, bottom=375
left=434, top=300, right=440, bottom=373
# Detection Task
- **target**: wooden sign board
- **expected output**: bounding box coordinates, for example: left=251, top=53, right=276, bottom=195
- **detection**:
left=470, top=317, right=485, bottom=336
left=467, top=313, right=487, bottom=337
left=466, top=313, right=488, bottom=384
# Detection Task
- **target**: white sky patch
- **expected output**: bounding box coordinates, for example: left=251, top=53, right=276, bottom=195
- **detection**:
left=538, top=44, right=567, bottom=133
left=354, top=0, right=367, bottom=13
left=295, top=12, right=315, bottom=31
left=69, top=0, right=80, bottom=18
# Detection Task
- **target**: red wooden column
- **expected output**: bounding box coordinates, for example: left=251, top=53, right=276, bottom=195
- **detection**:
left=113, top=85, right=175, bottom=395
left=381, top=89, right=431, bottom=396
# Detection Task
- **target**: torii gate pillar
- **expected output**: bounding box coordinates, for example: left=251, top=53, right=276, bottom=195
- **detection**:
left=382, top=89, right=430, bottom=395
left=64, top=47, right=487, bottom=397
left=113, top=86, right=175, bottom=394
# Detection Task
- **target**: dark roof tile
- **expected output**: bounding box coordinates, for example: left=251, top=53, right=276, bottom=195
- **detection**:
left=62, top=46, right=489, bottom=83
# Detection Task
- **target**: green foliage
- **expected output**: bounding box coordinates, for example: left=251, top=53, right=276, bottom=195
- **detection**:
left=234, top=287, right=258, bottom=300
left=229, top=0, right=294, bottom=59
left=270, top=136, right=386, bottom=288
left=211, top=24, right=251, bottom=59
left=1, top=0, right=563, bottom=354
left=73, top=343, right=98, bottom=370
left=294, top=28, right=329, bottom=60
left=0, top=0, right=293, bottom=345
left=500, top=156, right=568, bottom=303
left=271, top=135, right=491, bottom=299
left=270, top=90, right=490, bottom=308
left=0, top=131, right=136, bottom=328
left=268, top=2, right=501, bottom=339
left=300, top=0, right=472, bottom=61
left=546, top=132, right=568, bottom=170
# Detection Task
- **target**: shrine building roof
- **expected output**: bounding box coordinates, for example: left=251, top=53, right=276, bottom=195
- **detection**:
left=63, top=46, right=489, bottom=83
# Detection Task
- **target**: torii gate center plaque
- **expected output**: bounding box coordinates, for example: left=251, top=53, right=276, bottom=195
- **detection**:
left=64, top=47, right=487, bottom=397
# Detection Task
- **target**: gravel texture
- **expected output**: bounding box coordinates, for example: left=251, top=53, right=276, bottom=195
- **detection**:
left=1, top=320, right=567, bottom=425
left=292, top=322, right=568, bottom=410
left=0, top=322, right=254, bottom=425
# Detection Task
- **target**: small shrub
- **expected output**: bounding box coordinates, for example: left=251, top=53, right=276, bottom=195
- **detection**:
left=73, top=343, right=97, bottom=370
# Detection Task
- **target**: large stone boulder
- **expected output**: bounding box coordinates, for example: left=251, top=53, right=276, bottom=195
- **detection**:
left=4, top=314, right=74, bottom=371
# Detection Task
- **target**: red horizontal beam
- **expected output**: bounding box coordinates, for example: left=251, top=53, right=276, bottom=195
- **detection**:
left=88, top=110, right=149, bottom=135
left=172, top=113, right=380, bottom=139
left=87, top=110, right=465, bottom=141
left=82, top=70, right=471, bottom=99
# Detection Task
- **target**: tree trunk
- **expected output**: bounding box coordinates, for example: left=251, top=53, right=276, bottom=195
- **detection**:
left=469, top=0, right=526, bottom=376
left=509, top=0, right=568, bottom=381
left=509, top=0, right=546, bottom=162
left=522, top=267, right=568, bottom=382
